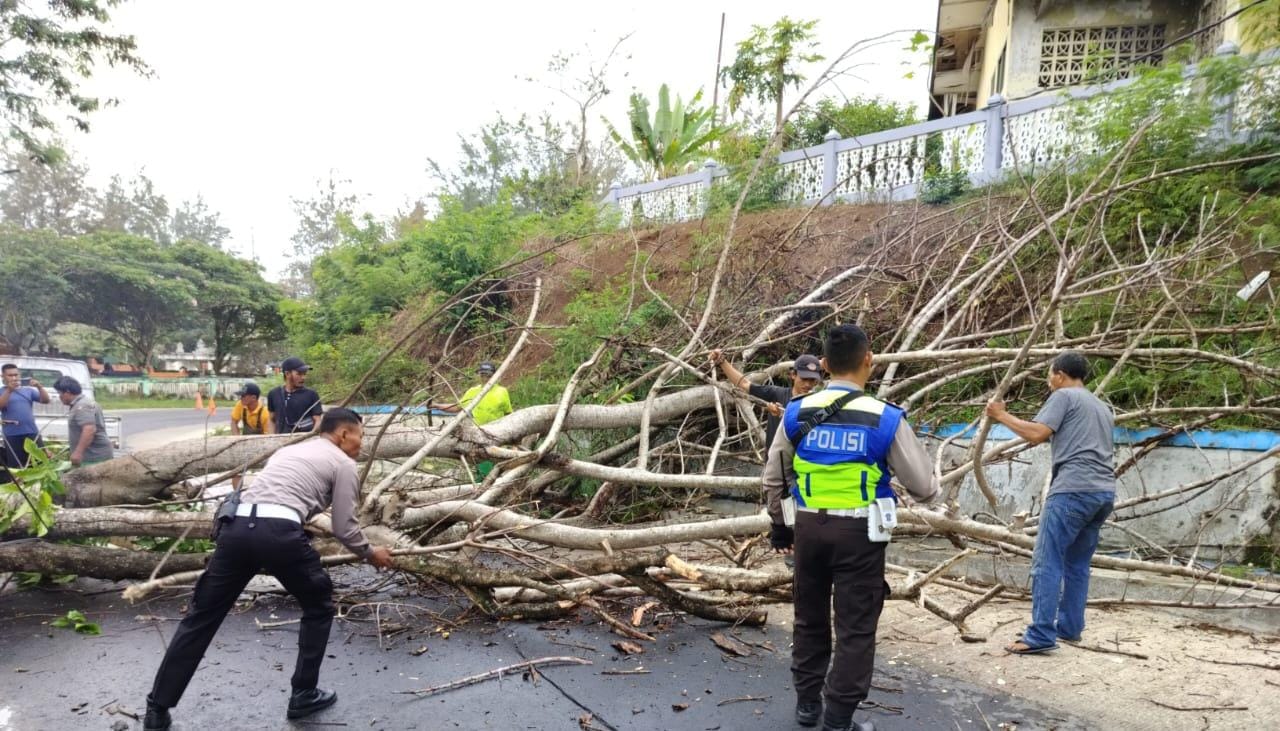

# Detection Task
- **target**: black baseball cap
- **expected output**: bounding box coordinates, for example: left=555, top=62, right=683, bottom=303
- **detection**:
left=478, top=361, right=496, bottom=375
left=793, top=354, right=822, bottom=380
left=237, top=382, right=261, bottom=397
left=281, top=356, right=310, bottom=373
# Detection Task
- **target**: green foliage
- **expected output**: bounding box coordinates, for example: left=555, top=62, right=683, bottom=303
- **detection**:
left=920, top=170, right=971, bottom=205
left=302, top=329, right=430, bottom=403
left=1239, top=0, right=1280, bottom=50
left=15, top=571, right=75, bottom=588
left=51, top=609, right=100, bottom=635
left=721, top=16, right=824, bottom=131
left=704, top=127, right=791, bottom=213
left=0, top=1, right=148, bottom=161
left=411, top=197, right=535, bottom=297
left=787, top=96, right=919, bottom=148
left=0, top=440, right=67, bottom=537
left=0, top=226, right=73, bottom=352
left=604, top=85, right=723, bottom=180
left=169, top=241, right=284, bottom=373
left=428, top=113, right=622, bottom=217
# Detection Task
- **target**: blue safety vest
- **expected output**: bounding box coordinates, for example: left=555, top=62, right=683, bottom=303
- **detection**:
left=782, top=387, right=902, bottom=510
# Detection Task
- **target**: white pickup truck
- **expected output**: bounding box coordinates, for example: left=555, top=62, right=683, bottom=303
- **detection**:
left=3, top=356, right=125, bottom=450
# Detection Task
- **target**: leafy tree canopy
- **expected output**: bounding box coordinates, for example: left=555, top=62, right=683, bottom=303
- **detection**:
left=0, top=0, right=149, bottom=162
left=720, top=16, right=824, bottom=132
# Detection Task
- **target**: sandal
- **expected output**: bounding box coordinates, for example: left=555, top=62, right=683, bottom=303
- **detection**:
left=1006, top=640, right=1058, bottom=655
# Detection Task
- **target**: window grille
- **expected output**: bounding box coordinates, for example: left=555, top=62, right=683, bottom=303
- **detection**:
left=1038, top=24, right=1166, bottom=88
left=1196, top=0, right=1227, bottom=60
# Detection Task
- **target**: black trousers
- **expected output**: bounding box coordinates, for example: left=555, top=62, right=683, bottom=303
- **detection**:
left=148, top=514, right=336, bottom=709
left=1, top=433, right=43, bottom=483
left=791, top=510, right=888, bottom=720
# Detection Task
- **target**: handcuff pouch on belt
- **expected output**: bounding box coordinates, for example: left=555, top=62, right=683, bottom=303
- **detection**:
left=212, top=487, right=242, bottom=539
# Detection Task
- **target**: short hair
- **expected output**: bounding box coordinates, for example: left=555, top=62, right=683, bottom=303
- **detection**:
left=823, top=324, right=870, bottom=373
left=1, top=363, right=16, bottom=373
left=319, top=407, right=363, bottom=433
left=1051, top=351, right=1089, bottom=381
left=53, top=376, right=82, bottom=395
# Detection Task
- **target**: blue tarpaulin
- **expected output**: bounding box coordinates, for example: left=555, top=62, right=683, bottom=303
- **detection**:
left=919, top=423, right=1280, bottom=452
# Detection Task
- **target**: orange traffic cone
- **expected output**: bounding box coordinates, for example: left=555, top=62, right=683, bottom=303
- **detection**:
left=207, top=397, right=217, bottom=416
left=194, top=392, right=204, bottom=410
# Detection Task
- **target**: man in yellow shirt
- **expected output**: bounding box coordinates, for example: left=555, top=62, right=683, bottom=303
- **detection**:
left=439, top=362, right=512, bottom=426
left=438, top=362, right=512, bottom=479
left=229, top=383, right=270, bottom=489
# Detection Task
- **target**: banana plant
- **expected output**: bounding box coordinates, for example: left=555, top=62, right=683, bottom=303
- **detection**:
left=605, top=85, right=725, bottom=180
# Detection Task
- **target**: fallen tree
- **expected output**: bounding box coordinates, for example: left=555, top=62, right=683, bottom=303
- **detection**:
left=5, top=49, right=1280, bottom=641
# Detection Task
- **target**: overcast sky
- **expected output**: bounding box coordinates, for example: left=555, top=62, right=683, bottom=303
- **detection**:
left=69, top=1, right=936, bottom=280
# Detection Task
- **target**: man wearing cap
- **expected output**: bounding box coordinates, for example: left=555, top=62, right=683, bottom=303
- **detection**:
left=230, top=382, right=269, bottom=489
left=708, top=350, right=823, bottom=452
left=142, top=408, right=395, bottom=731
left=438, top=361, right=513, bottom=427
left=267, top=357, right=323, bottom=434
left=437, top=362, right=512, bottom=480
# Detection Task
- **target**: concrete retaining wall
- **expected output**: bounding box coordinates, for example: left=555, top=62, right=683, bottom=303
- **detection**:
left=934, top=436, right=1279, bottom=561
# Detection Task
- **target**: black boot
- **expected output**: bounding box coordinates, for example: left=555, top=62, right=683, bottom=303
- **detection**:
left=796, top=700, right=822, bottom=727
left=142, top=703, right=171, bottom=731
left=287, top=687, right=337, bottom=719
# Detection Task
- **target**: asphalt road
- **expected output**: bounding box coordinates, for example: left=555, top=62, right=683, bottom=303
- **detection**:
left=108, top=407, right=231, bottom=451
left=0, top=568, right=1088, bottom=731
left=110, top=407, right=232, bottom=439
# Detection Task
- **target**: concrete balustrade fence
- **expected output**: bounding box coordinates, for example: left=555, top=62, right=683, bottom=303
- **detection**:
left=603, top=44, right=1278, bottom=226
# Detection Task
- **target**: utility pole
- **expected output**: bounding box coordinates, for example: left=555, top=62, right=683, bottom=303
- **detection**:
left=712, top=12, right=726, bottom=131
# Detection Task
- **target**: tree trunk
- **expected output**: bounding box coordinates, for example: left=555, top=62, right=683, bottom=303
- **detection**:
left=63, top=385, right=722, bottom=507
left=0, top=541, right=208, bottom=581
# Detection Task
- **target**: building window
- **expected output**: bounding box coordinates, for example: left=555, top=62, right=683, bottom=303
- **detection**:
left=991, top=46, right=1007, bottom=96
left=1196, top=0, right=1227, bottom=60
left=1038, top=25, right=1166, bottom=88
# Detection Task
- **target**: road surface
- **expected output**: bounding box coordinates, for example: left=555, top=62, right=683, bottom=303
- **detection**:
left=0, top=568, right=1088, bottom=731
left=109, top=407, right=231, bottom=451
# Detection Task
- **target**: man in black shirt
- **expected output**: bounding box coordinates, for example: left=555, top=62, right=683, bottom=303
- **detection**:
left=709, top=349, right=822, bottom=451
left=267, top=357, right=323, bottom=434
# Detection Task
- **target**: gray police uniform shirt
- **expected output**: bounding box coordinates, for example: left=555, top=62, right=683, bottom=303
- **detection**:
left=761, top=380, right=939, bottom=524
left=67, top=395, right=114, bottom=463
left=240, top=437, right=372, bottom=557
left=1032, top=387, right=1116, bottom=495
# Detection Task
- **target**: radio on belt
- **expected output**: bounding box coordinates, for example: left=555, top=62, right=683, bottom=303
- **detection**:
left=867, top=497, right=897, bottom=543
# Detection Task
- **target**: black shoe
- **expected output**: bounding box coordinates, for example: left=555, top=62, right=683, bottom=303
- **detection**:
left=287, top=688, right=337, bottom=719
left=796, top=701, right=822, bottom=727
left=821, top=721, right=875, bottom=731
left=143, top=704, right=171, bottom=731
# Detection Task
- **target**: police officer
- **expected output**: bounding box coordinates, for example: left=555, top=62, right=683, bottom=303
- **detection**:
left=143, top=408, right=394, bottom=731
left=763, top=324, right=938, bottom=731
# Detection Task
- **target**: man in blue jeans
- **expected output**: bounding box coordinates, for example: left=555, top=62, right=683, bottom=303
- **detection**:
left=985, top=351, right=1115, bottom=654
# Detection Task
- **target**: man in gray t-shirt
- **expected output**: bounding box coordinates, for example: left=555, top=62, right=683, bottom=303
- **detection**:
left=986, top=351, right=1116, bottom=654
left=53, top=377, right=114, bottom=466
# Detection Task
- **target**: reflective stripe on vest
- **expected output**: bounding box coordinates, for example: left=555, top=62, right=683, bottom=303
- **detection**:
left=782, top=388, right=903, bottom=510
